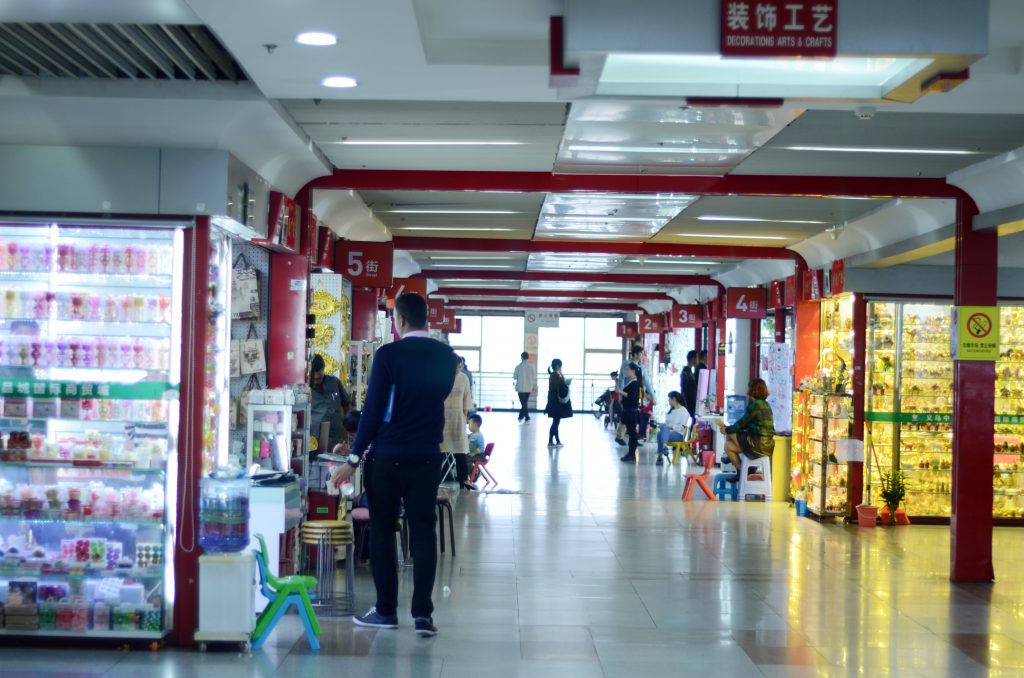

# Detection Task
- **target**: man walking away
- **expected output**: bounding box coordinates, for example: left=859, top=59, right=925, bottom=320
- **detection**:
left=513, top=351, right=537, bottom=422
left=331, top=293, right=457, bottom=637
left=680, top=350, right=698, bottom=418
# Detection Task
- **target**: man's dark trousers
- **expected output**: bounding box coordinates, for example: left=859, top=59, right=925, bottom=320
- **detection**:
left=517, top=392, right=531, bottom=421
left=365, top=453, right=442, bottom=619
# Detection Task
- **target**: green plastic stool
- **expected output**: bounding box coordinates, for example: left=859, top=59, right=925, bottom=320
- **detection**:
left=251, top=533, right=322, bottom=650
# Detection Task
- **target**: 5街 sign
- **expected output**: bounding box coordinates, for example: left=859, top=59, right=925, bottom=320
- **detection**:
left=952, top=306, right=1000, bottom=361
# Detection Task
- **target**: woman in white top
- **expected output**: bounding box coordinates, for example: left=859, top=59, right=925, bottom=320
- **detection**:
left=656, top=391, right=692, bottom=466
left=442, top=356, right=475, bottom=490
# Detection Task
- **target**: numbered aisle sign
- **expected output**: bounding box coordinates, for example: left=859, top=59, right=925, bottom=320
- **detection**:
left=616, top=322, right=639, bottom=339
left=831, top=259, right=846, bottom=295
left=427, top=298, right=445, bottom=325
left=387, top=277, right=427, bottom=303
left=639, top=314, right=664, bottom=334
left=670, top=304, right=702, bottom=329
left=334, top=241, right=394, bottom=287
left=726, top=287, right=767, bottom=319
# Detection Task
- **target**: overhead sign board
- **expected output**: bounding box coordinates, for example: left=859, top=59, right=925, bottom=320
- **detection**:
left=639, top=314, right=665, bottom=334
left=427, top=298, right=445, bottom=326
left=525, top=310, right=559, bottom=328
left=769, top=280, right=785, bottom=309
left=670, top=304, right=703, bottom=329
left=335, top=240, right=394, bottom=288
left=616, top=321, right=639, bottom=339
left=831, top=259, right=846, bottom=296
left=721, top=0, right=837, bottom=58
left=726, top=287, right=768, bottom=319
left=387, top=277, right=427, bottom=303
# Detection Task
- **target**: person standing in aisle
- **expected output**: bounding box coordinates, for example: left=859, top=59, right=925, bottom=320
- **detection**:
left=618, top=362, right=643, bottom=463
left=545, top=358, right=573, bottom=448
left=309, top=354, right=352, bottom=456
left=443, top=356, right=475, bottom=491
left=680, top=350, right=698, bottom=419
left=615, top=345, right=644, bottom=444
left=459, top=356, right=475, bottom=412
left=330, top=293, right=457, bottom=637
left=513, top=351, right=537, bottom=422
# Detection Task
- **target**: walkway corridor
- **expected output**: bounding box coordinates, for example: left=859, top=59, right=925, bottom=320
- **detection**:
left=8, top=413, right=1024, bottom=676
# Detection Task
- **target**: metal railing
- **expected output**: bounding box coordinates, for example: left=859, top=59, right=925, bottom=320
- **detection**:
left=468, top=371, right=617, bottom=413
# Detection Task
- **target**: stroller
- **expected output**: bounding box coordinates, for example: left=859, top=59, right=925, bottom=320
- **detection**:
left=594, top=371, right=622, bottom=429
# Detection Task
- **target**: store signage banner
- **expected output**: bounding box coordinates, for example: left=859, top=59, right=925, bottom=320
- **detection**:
left=784, top=275, right=796, bottom=305
left=525, top=310, right=559, bottom=328
left=721, top=0, right=837, bottom=58
left=442, top=310, right=458, bottom=331
left=453, top=318, right=463, bottom=334
left=769, top=280, right=785, bottom=309
left=831, top=259, right=846, bottom=295
left=616, top=321, right=639, bottom=339
left=822, top=266, right=833, bottom=298
left=387, top=277, right=427, bottom=302
left=952, top=306, right=1000, bottom=361
left=268, top=191, right=299, bottom=251
left=802, top=269, right=823, bottom=301
left=639, top=314, right=664, bottom=334
left=670, top=304, right=703, bottom=329
left=427, top=298, right=445, bottom=325
left=335, top=241, right=394, bottom=288
left=726, top=287, right=767, bottom=319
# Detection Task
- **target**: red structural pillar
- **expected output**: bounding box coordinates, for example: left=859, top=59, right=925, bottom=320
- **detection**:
left=774, top=308, right=786, bottom=343
left=749, top=318, right=762, bottom=383
left=849, top=293, right=868, bottom=519
left=716, top=292, right=727, bottom=406
left=793, top=260, right=820, bottom=386
left=951, top=195, right=996, bottom=582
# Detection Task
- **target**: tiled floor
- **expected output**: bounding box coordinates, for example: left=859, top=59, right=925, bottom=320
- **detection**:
left=7, top=412, right=1024, bottom=676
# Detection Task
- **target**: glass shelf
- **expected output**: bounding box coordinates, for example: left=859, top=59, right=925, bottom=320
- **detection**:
left=0, top=566, right=163, bottom=579
left=0, top=461, right=164, bottom=473
left=0, top=516, right=164, bottom=528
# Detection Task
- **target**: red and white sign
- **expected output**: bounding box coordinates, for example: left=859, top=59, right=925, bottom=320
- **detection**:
left=453, top=318, right=463, bottom=334
left=616, top=321, right=639, bottom=339
left=785, top=275, right=797, bottom=306
left=335, top=241, right=394, bottom=288
left=427, top=298, right=445, bottom=325
left=639, top=314, right=664, bottom=334
left=831, top=259, right=846, bottom=295
left=268, top=191, right=299, bottom=250
left=803, top=269, right=824, bottom=302
left=442, top=310, right=457, bottom=331
left=387, top=277, right=428, bottom=303
left=721, top=0, right=837, bottom=58
left=726, top=287, right=768, bottom=319
left=670, top=304, right=703, bottom=329
left=769, top=280, right=785, bottom=309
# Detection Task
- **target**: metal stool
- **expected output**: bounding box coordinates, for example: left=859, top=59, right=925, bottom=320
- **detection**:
left=301, top=520, right=355, bottom=616
left=436, top=496, right=455, bottom=557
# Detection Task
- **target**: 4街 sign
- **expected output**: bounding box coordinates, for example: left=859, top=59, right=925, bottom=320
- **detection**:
left=952, top=306, right=1000, bottom=361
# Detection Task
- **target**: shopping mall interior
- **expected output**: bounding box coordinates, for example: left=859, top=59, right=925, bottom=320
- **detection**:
left=3, top=0, right=1024, bottom=675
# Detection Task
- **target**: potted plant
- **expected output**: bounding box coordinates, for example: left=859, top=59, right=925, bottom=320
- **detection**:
left=879, top=470, right=907, bottom=525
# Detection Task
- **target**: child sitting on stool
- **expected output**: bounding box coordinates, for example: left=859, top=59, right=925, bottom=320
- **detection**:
left=466, top=414, right=486, bottom=466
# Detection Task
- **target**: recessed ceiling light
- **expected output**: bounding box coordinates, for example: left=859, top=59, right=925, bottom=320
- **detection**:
left=321, top=75, right=358, bottom=88
left=697, top=215, right=826, bottom=224
left=675, top=233, right=789, bottom=240
left=330, top=140, right=526, bottom=146
left=568, top=144, right=750, bottom=155
left=394, top=227, right=518, bottom=232
left=427, top=255, right=520, bottom=260
left=384, top=209, right=521, bottom=215
left=626, top=259, right=720, bottom=266
left=430, top=264, right=519, bottom=269
left=296, top=31, right=337, bottom=46
left=782, top=145, right=981, bottom=156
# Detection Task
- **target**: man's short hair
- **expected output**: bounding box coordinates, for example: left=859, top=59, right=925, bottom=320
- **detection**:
left=310, top=354, right=326, bottom=373
left=395, top=293, right=428, bottom=329
left=521, top=352, right=529, bottom=360
left=468, top=414, right=483, bottom=426
left=686, top=350, right=697, bottom=362
left=629, top=345, right=643, bottom=357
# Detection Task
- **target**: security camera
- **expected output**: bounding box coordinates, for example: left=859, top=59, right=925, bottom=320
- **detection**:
left=854, top=106, right=876, bottom=121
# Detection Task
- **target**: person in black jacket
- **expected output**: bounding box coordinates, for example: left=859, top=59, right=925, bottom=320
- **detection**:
left=618, top=362, right=643, bottom=463
left=680, top=350, right=698, bottom=418
left=330, top=293, right=457, bottom=637
left=544, top=358, right=573, bottom=447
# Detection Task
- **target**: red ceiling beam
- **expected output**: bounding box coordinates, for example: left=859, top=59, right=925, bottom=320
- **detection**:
left=446, top=299, right=638, bottom=312
left=307, top=169, right=963, bottom=200
left=394, top=236, right=792, bottom=261
left=435, top=288, right=672, bottom=301
left=418, top=269, right=721, bottom=289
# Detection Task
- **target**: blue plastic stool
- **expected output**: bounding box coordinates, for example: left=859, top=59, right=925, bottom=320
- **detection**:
left=251, top=544, right=321, bottom=651
left=713, top=473, right=740, bottom=501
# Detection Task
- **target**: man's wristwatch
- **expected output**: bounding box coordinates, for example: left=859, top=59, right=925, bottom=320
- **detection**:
left=346, top=453, right=361, bottom=468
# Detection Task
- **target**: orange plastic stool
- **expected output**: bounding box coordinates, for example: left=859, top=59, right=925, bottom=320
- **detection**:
left=681, top=449, right=718, bottom=502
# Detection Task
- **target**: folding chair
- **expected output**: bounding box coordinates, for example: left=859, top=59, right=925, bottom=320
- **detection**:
left=440, top=452, right=457, bottom=483
left=469, top=443, right=497, bottom=486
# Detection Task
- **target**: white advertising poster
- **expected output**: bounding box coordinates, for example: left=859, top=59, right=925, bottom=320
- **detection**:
left=760, top=343, right=794, bottom=433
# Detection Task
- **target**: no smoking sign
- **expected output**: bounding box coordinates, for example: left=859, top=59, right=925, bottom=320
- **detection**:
left=953, top=306, right=1000, bottom=361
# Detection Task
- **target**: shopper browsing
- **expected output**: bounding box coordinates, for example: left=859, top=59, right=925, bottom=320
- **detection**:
left=717, top=378, right=776, bottom=476
left=329, top=293, right=457, bottom=637
left=544, top=358, right=573, bottom=448
left=443, top=356, right=475, bottom=491
left=512, top=352, right=537, bottom=422
left=309, top=354, right=351, bottom=456
left=616, top=345, right=657, bottom=444
left=680, top=350, right=698, bottom=418
left=618, top=362, right=643, bottom=463
left=656, top=391, right=692, bottom=466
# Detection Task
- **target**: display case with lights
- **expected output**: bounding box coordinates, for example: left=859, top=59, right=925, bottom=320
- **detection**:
left=807, top=393, right=850, bottom=518
left=819, top=293, right=854, bottom=394
left=790, top=390, right=809, bottom=501
left=0, top=222, right=183, bottom=638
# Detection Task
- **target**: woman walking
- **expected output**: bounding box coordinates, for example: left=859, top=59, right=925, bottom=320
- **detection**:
left=442, top=356, right=476, bottom=490
left=545, top=358, right=573, bottom=448
left=618, top=362, right=643, bottom=463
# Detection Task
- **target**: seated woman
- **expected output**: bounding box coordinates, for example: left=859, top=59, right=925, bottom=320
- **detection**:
left=655, top=391, right=691, bottom=466
left=716, top=378, right=775, bottom=478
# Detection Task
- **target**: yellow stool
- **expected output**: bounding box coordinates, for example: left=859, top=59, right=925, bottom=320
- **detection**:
left=666, top=440, right=697, bottom=466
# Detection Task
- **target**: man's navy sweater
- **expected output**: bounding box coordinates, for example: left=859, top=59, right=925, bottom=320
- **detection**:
left=352, top=334, right=457, bottom=457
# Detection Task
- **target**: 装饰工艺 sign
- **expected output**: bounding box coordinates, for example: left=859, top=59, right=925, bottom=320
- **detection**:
left=721, top=0, right=837, bottom=58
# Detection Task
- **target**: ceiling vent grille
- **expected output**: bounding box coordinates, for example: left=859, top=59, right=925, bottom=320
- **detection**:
left=0, top=23, right=246, bottom=81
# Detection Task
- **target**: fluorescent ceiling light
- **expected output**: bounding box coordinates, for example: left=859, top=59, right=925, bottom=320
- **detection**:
left=383, top=209, right=521, bottom=215
left=330, top=140, right=526, bottom=146
left=676, top=233, right=789, bottom=241
left=568, top=144, right=750, bottom=155
left=698, top=215, right=826, bottom=224
left=599, top=54, right=933, bottom=99
left=543, top=215, right=660, bottom=223
left=627, top=259, right=719, bottom=266
left=427, top=255, right=520, bottom=260
left=438, top=282, right=518, bottom=288
left=782, top=145, right=981, bottom=156
left=430, top=264, right=518, bottom=269
left=296, top=31, right=337, bottom=46
left=321, top=75, right=358, bottom=88
left=392, top=227, right=518, bottom=232
left=536, top=232, right=644, bottom=239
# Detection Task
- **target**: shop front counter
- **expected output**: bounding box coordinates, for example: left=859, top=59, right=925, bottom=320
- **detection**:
left=248, top=478, right=302, bottom=611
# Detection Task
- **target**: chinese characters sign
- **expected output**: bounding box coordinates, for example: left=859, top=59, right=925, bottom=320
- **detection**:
left=639, top=314, right=664, bottom=334
left=427, top=298, right=445, bottom=326
left=726, top=287, right=767, bottom=319
left=334, top=241, right=394, bottom=288
left=616, top=321, right=639, bottom=339
left=721, top=0, right=837, bottom=58
left=525, top=311, right=559, bottom=329
left=769, top=280, right=785, bottom=309
left=952, top=306, right=1000, bottom=361
left=387, top=278, right=427, bottom=303
left=802, top=269, right=823, bottom=302
left=831, top=259, right=845, bottom=295
left=670, top=304, right=703, bottom=329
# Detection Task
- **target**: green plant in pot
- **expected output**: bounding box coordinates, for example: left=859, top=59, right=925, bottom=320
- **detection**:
left=880, top=470, right=906, bottom=525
